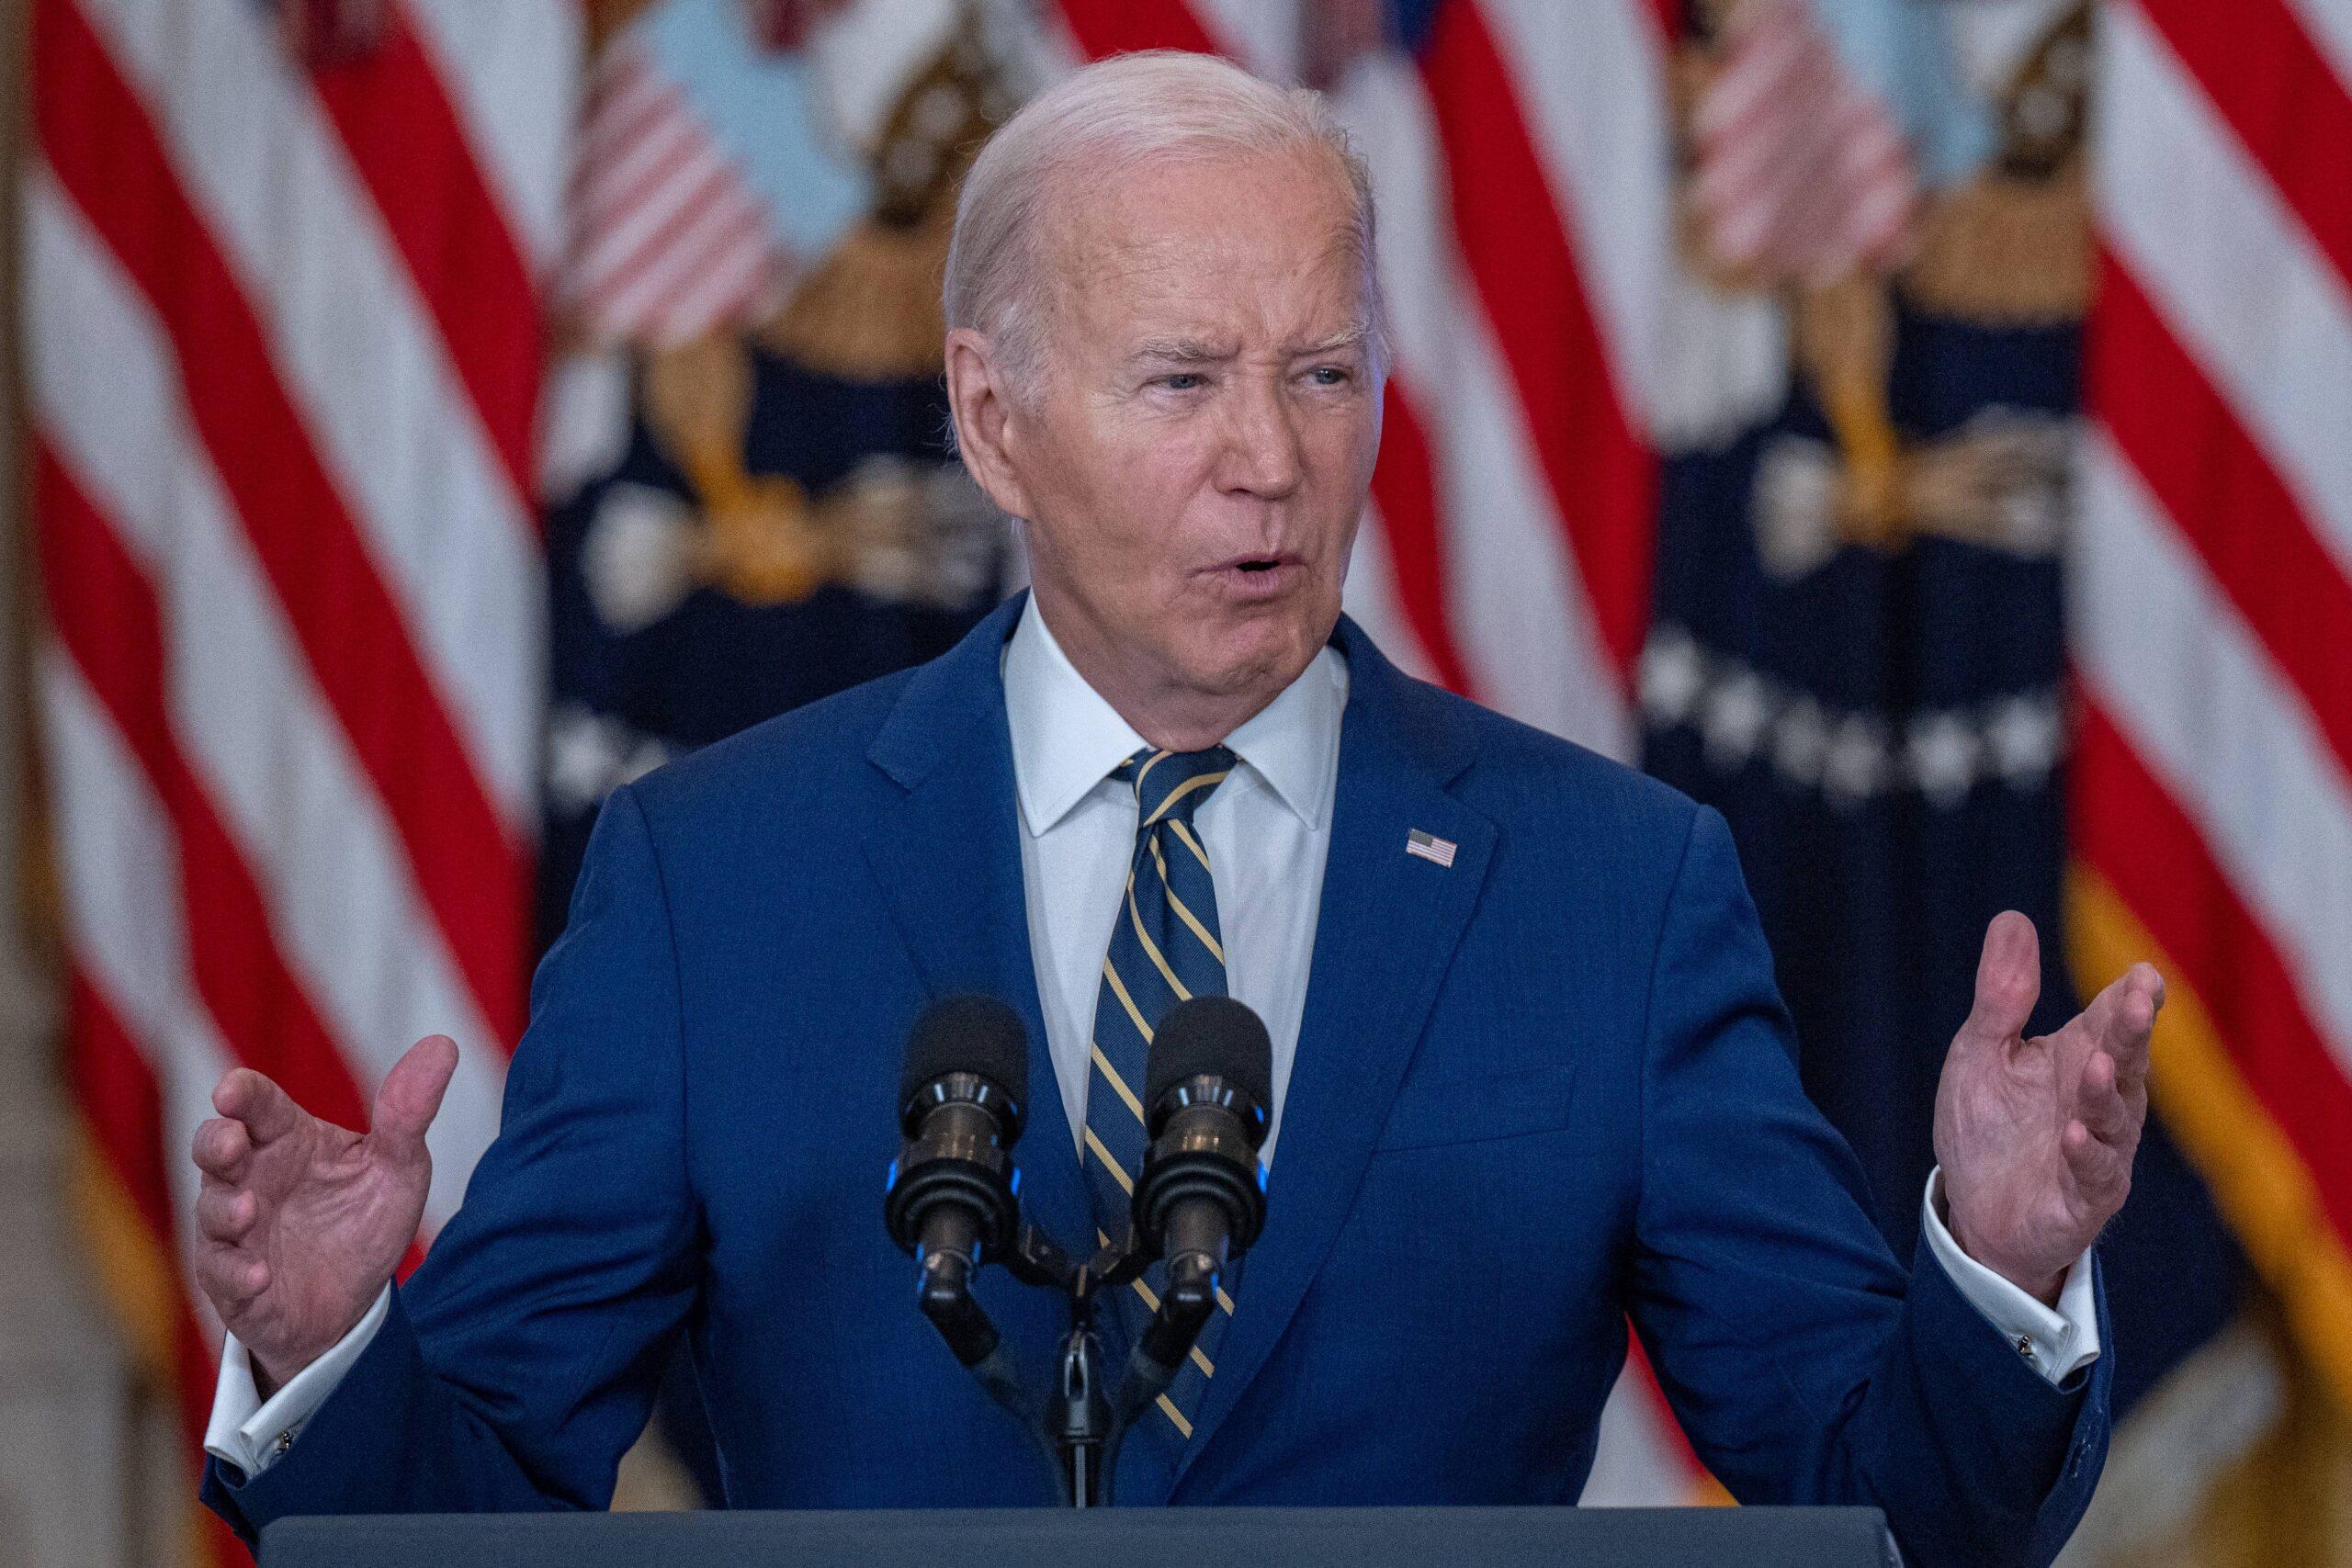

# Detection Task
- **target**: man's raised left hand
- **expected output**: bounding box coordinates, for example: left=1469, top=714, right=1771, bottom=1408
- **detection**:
left=1934, top=911, right=2164, bottom=1304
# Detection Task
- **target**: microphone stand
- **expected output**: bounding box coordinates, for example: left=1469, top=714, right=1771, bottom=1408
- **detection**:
left=908, top=1218, right=1223, bottom=1507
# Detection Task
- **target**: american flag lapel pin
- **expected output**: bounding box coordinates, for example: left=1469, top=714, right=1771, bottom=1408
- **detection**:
left=1405, top=829, right=1458, bottom=868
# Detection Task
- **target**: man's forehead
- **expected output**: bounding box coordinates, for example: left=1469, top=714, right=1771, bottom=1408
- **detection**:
left=1044, top=167, right=1363, bottom=324
left=1046, top=149, right=1358, bottom=272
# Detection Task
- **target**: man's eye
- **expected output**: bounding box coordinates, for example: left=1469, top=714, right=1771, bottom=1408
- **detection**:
left=1306, top=366, right=1352, bottom=387
left=1157, top=372, right=1205, bottom=391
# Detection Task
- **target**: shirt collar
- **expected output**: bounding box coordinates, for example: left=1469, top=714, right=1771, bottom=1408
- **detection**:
left=1002, top=594, right=1346, bottom=837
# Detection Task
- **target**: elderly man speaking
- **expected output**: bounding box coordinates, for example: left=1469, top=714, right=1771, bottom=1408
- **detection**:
left=192, top=52, right=2155, bottom=1566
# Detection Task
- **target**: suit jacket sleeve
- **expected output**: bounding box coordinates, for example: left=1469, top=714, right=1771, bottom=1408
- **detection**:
left=1627, top=805, right=2110, bottom=1568
left=201, top=784, right=701, bottom=1547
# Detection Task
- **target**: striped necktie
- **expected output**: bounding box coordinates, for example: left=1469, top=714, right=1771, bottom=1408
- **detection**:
left=1083, top=745, right=1239, bottom=1446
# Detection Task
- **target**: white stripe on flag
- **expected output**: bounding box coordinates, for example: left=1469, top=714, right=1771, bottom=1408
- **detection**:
left=1329, top=51, right=1631, bottom=757
left=403, top=0, right=581, bottom=272
left=1476, top=0, right=1673, bottom=434
left=77, top=0, right=546, bottom=831
left=1342, top=501, right=1443, bottom=688
left=28, top=175, right=502, bottom=1230
left=39, top=646, right=241, bottom=1337
left=2098, top=3, right=2352, bottom=572
left=2073, top=432, right=2352, bottom=1071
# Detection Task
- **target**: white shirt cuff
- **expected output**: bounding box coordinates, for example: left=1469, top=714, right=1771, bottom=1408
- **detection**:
left=203, top=1284, right=391, bottom=1480
left=1922, top=1168, right=2099, bottom=1385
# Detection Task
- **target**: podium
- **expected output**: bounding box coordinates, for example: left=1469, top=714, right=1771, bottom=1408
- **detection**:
left=260, top=1506, right=1900, bottom=1567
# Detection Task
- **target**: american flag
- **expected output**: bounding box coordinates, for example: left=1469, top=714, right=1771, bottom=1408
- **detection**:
left=23, top=0, right=2018, bottom=1534
left=1044, top=0, right=1707, bottom=1504
left=1687, top=0, right=1917, bottom=285
left=1405, top=829, right=1458, bottom=869
left=560, top=31, right=780, bottom=348
left=25, top=0, right=573, bottom=1558
left=2071, top=0, right=2352, bottom=1412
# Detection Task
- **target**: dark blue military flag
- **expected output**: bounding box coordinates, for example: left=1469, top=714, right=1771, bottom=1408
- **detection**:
left=1641, top=0, right=2242, bottom=1449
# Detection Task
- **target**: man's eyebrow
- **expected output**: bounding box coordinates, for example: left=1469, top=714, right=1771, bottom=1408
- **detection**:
left=1126, top=327, right=1374, bottom=364
left=1289, top=325, right=1373, bottom=356
left=1127, top=336, right=1234, bottom=365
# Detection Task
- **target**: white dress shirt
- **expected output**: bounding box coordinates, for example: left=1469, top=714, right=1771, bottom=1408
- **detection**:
left=206, top=596, right=2096, bottom=1479
left=1005, top=595, right=1346, bottom=1165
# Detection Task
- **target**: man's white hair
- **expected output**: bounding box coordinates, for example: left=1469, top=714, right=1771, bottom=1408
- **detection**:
left=944, top=51, right=1385, bottom=395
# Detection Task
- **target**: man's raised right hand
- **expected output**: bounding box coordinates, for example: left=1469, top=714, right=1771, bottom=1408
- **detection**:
left=191, top=1034, right=458, bottom=1393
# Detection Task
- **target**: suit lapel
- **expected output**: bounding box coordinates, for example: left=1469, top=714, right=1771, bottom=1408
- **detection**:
left=860, top=593, right=1093, bottom=1256
left=1169, top=620, right=1496, bottom=1492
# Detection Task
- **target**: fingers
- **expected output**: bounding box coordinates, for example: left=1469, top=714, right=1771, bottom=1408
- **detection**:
left=194, top=1179, right=258, bottom=1244
left=2062, top=1117, right=2131, bottom=1201
left=191, top=1163, right=271, bottom=1311
left=194, top=1244, right=271, bottom=1312
left=370, top=1034, right=459, bottom=1158
left=191, top=1116, right=254, bottom=1180
left=212, top=1066, right=303, bottom=1146
left=1961, top=911, right=2042, bottom=1048
left=2107, top=963, right=2165, bottom=1084
left=2076, top=1049, right=2135, bottom=1145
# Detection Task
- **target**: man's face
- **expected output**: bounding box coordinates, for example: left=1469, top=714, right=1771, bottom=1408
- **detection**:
left=993, top=148, right=1382, bottom=705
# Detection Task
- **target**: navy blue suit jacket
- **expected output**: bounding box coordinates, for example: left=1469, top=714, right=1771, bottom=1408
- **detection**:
left=205, top=595, right=2109, bottom=1565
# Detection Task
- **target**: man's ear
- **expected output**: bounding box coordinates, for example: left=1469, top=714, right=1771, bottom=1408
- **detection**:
left=944, top=328, right=1035, bottom=520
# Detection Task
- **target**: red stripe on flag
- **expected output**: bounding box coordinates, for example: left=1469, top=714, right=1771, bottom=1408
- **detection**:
left=1054, top=0, right=1220, bottom=57
left=65, top=968, right=176, bottom=1251
left=34, top=0, right=528, bottom=1049
left=65, top=975, right=247, bottom=1565
left=2089, top=249, right=2352, bottom=781
left=584, top=160, right=743, bottom=314
left=36, top=443, right=379, bottom=1135
left=2136, top=0, right=2352, bottom=297
left=305, top=12, right=544, bottom=521
left=578, top=126, right=707, bottom=256
left=1371, top=381, right=1479, bottom=698
left=582, top=67, right=673, bottom=168
left=1419, top=0, right=1655, bottom=683
left=2074, top=699, right=2352, bottom=1240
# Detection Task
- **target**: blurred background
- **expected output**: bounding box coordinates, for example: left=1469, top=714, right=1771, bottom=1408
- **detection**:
left=4, top=0, right=2348, bottom=1562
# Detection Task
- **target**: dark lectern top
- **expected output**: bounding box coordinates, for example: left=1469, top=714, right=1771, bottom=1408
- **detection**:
left=261, top=1505, right=1900, bottom=1568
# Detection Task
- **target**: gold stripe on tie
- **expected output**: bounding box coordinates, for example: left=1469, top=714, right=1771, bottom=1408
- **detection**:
left=1089, top=1043, right=1147, bottom=1125
left=1150, top=840, right=1227, bottom=964
left=1126, top=880, right=1193, bottom=1001
left=1101, top=957, right=1153, bottom=1042
left=1145, top=771, right=1229, bottom=826
left=1167, top=818, right=1214, bottom=874
left=1216, top=1284, right=1237, bottom=1315
left=1157, top=1393, right=1195, bottom=1438
left=1133, top=750, right=1170, bottom=795
left=1082, top=1125, right=1134, bottom=1194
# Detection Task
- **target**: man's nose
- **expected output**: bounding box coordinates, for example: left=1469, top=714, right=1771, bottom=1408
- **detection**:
left=1215, top=378, right=1305, bottom=500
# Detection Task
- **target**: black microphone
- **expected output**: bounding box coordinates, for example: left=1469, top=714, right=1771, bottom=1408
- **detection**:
left=1130, top=997, right=1272, bottom=1371
left=885, top=996, right=1028, bottom=1364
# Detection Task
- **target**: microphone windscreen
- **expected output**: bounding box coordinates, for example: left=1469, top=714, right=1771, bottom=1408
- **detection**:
left=1146, top=996, right=1273, bottom=1115
left=899, top=995, right=1029, bottom=1128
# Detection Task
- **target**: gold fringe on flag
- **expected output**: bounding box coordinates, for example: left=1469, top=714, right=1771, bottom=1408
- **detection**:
left=2068, top=867, right=2352, bottom=1563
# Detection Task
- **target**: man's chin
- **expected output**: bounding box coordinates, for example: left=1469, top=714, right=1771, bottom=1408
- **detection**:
left=1179, top=620, right=1324, bottom=699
